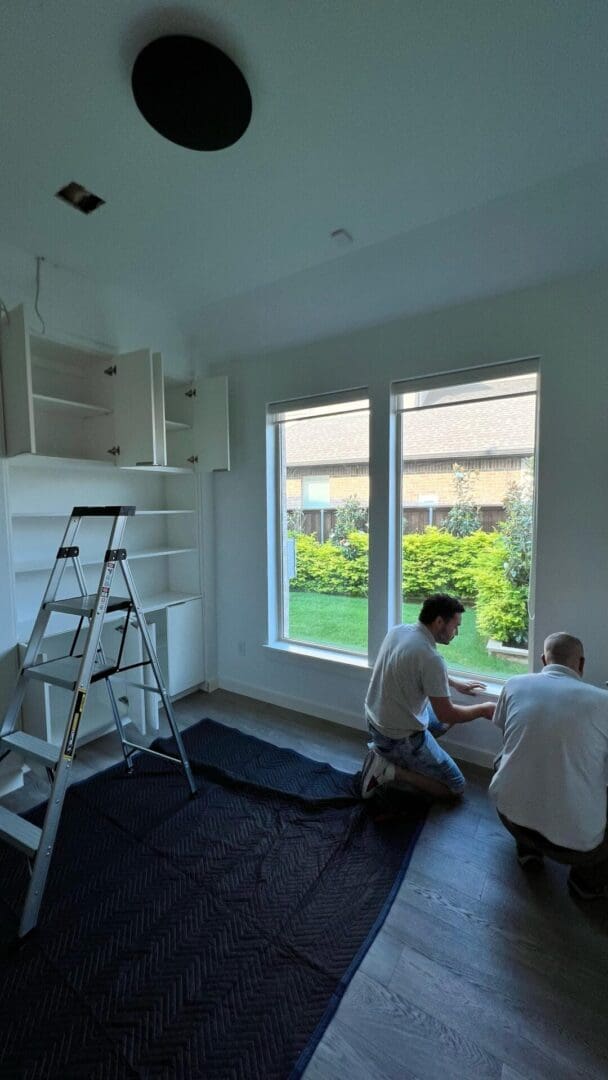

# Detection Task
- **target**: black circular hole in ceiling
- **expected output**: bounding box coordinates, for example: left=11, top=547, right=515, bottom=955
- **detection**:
left=132, top=35, right=252, bottom=151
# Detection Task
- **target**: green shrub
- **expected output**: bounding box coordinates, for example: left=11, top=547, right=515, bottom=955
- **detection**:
left=292, top=532, right=368, bottom=597
left=291, top=526, right=529, bottom=645
left=401, top=528, right=496, bottom=600
left=474, top=539, right=529, bottom=647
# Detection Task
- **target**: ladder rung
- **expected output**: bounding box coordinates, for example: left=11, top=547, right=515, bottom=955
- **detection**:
left=0, top=806, right=42, bottom=857
left=45, top=595, right=131, bottom=617
left=25, top=655, right=115, bottom=691
left=1, top=732, right=60, bottom=769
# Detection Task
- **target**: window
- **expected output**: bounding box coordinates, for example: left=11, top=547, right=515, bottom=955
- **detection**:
left=268, top=391, right=369, bottom=655
left=394, top=363, right=539, bottom=679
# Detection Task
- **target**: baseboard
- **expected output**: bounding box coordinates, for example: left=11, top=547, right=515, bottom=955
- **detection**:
left=439, top=737, right=496, bottom=771
left=217, top=676, right=367, bottom=732
left=217, top=677, right=496, bottom=770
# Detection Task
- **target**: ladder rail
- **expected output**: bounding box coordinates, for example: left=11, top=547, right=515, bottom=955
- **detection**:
left=118, top=558, right=198, bottom=797
left=19, top=514, right=131, bottom=937
left=1, top=504, right=198, bottom=939
left=1, top=514, right=82, bottom=736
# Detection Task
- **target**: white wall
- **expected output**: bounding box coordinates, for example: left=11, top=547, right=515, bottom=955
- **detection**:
left=210, top=266, right=608, bottom=767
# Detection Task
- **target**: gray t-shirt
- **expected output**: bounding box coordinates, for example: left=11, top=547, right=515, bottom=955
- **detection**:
left=489, top=665, right=608, bottom=851
left=364, top=622, right=450, bottom=740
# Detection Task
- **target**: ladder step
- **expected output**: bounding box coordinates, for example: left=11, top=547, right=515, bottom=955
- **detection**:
left=1, top=732, right=60, bottom=769
left=45, top=594, right=131, bottom=617
left=0, top=805, right=42, bottom=857
left=25, top=655, right=115, bottom=691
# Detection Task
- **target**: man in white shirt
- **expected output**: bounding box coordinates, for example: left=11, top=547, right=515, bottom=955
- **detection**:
left=490, top=632, right=608, bottom=900
left=361, top=594, right=495, bottom=800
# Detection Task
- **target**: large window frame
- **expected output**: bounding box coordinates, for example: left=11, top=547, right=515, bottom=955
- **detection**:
left=392, top=358, right=540, bottom=682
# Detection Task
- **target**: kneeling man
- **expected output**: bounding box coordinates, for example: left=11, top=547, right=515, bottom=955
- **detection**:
left=490, top=632, right=608, bottom=900
left=361, top=594, right=495, bottom=800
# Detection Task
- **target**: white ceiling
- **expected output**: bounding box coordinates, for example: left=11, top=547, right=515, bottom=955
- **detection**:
left=2, top=1, right=608, bottom=357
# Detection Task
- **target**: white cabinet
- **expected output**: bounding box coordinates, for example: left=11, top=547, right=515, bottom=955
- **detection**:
left=1, top=306, right=167, bottom=468
left=0, top=305, right=223, bottom=747
left=147, top=598, right=205, bottom=698
left=165, top=376, right=230, bottom=471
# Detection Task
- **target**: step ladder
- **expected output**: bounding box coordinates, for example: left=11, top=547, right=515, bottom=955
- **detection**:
left=0, top=505, right=197, bottom=938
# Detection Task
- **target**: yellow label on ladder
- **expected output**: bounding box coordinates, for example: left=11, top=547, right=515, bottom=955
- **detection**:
left=64, top=687, right=87, bottom=759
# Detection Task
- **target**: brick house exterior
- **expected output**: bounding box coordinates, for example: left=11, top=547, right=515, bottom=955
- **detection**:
left=284, top=381, right=536, bottom=538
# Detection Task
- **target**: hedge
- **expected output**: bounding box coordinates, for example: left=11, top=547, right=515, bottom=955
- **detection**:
left=290, top=527, right=529, bottom=646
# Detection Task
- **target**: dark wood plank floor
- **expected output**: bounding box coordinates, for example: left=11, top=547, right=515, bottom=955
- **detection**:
left=3, top=688, right=608, bottom=1079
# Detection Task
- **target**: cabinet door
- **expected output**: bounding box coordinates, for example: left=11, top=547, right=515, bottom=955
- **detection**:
left=192, top=376, right=230, bottom=472
left=166, top=599, right=204, bottom=695
left=0, top=304, right=36, bottom=455
left=113, top=349, right=167, bottom=467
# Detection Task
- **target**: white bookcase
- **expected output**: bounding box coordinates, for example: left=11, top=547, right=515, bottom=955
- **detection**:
left=0, top=305, right=230, bottom=749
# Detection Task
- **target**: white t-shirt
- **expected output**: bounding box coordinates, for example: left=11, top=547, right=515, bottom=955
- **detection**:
left=489, top=664, right=608, bottom=851
left=364, top=622, right=450, bottom=739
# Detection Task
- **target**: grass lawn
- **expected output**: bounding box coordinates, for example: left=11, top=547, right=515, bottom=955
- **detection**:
left=288, top=591, right=525, bottom=678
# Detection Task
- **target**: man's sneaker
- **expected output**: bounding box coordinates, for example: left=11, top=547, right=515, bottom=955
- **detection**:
left=360, top=749, right=395, bottom=800
left=568, top=874, right=608, bottom=901
left=516, top=851, right=544, bottom=868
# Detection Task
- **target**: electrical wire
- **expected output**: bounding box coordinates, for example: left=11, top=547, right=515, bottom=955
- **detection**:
left=34, top=255, right=46, bottom=334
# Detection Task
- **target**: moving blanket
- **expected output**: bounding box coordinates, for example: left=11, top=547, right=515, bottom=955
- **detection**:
left=0, top=718, right=426, bottom=1079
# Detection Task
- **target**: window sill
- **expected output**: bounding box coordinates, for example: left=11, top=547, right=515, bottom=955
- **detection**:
left=264, top=639, right=370, bottom=675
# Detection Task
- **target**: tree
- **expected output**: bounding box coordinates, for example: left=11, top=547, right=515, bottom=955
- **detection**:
left=443, top=463, right=481, bottom=537
left=286, top=508, right=306, bottom=534
left=499, top=458, right=534, bottom=588
left=330, top=495, right=368, bottom=546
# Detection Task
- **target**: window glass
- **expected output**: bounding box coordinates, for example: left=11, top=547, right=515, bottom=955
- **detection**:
left=272, top=395, right=370, bottom=654
left=397, top=367, right=538, bottom=678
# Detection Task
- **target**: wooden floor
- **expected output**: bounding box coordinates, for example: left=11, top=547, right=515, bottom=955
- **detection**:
left=3, top=688, right=608, bottom=1080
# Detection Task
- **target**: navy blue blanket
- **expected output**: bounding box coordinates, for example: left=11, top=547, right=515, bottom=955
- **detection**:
left=0, top=718, right=426, bottom=1079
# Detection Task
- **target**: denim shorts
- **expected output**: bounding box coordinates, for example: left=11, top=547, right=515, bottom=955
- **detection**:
left=368, top=707, right=465, bottom=795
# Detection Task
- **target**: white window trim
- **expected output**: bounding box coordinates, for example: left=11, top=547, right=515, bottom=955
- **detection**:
left=267, top=388, right=370, bottom=661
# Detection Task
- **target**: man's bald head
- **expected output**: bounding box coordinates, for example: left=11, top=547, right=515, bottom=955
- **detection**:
left=542, top=633, right=584, bottom=673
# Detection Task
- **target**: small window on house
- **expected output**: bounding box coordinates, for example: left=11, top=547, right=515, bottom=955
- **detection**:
left=394, top=362, right=539, bottom=679
left=268, top=391, right=369, bottom=655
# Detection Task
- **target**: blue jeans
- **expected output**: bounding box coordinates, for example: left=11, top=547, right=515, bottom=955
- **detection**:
left=368, top=707, right=465, bottom=795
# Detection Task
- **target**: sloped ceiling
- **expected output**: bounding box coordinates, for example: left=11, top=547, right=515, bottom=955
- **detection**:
left=1, top=1, right=608, bottom=356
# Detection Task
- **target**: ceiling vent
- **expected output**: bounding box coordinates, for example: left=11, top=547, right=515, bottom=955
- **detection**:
left=56, top=182, right=105, bottom=215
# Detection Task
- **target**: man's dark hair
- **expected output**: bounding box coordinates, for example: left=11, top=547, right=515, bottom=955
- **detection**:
left=418, top=593, right=465, bottom=625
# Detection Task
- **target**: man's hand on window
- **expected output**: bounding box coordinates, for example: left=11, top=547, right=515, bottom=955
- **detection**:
left=449, top=675, right=487, bottom=696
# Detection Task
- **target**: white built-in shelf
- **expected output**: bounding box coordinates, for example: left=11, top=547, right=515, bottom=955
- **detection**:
left=120, top=465, right=193, bottom=474
left=16, top=590, right=202, bottom=643
left=32, top=394, right=112, bottom=418
left=14, top=547, right=198, bottom=574
left=165, top=419, right=191, bottom=432
left=11, top=509, right=195, bottom=519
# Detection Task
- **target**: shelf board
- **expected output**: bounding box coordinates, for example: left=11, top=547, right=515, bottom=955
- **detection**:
left=119, top=465, right=193, bottom=474
left=33, top=394, right=112, bottom=418
left=17, top=591, right=202, bottom=642
left=12, top=509, right=195, bottom=519
left=165, top=419, right=192, bottom=432
left=15, top=547, right=198, bottom=573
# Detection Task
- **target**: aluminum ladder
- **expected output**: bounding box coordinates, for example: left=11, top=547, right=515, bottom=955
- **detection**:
left=0, top=505, right=197, bottom=938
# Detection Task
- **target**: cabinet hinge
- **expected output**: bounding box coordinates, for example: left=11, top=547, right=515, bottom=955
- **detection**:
left=104, top=364, right=117, bottom=376
left=185, top=387, right=197, bottom=398
left=187, top=455, right=198, bottom=464
left=107, top=445, right=120, bottom=456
